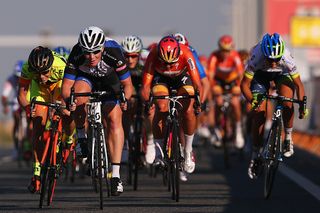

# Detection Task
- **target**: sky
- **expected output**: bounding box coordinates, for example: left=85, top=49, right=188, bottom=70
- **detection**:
left=0, top=0, right=233, bottom=54
left=0, top=0, right=233, bottom=118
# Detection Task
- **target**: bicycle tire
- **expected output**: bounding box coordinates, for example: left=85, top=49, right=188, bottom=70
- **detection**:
left=171, top=122, right=180, bottom=202
left=89, top=125, right=98, bottom=193
left=264, top=119, right=281, bottom=199
left=39, top=135, right=52, bottom=208
left=96, top=125, right=104, bottom=210
left=133, top=130, right=141, bottom=191
left=222, top=113, right=230, bottom=169
left=47, top=130, right=62, bottom=206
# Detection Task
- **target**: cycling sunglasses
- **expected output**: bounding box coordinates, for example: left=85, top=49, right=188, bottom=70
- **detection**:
left=82, top=49, right=102, bottom=55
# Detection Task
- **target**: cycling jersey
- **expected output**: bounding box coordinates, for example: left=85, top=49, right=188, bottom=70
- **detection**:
left=244, top=44, right=299, bottom=80
left=64, top=39, right=129, bottom=81
left=142, top=44, right=201, bottom=87
left=19, top=53, right=66, bottom=102
left=2, top=74, right=19, bottom=111
left=129, top=63, right=144, bottom=92
left=208, top=50, right=243, bottom=83
left=189, top=45, right=206, bottom=79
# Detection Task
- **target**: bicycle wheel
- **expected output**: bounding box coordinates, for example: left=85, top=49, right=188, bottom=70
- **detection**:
left=96, top=125, right=104, bottom=210
left=222, top=112, right=230, bottom=169
left=47, top=136, right=62, bottom=206
left=264, top=120, right=281, bottom=199
left=133, top=123, right=142, bottom=191
left=171, top=122, right=180, bottom=202
left=39, top=136, right=52, bottom=208
left=88, top=125, right=98, bottom=193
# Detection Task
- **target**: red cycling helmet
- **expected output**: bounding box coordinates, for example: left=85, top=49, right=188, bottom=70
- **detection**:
left=218, top=35, right=234, bottom=51
left=158, top=35, right=180, bottom=63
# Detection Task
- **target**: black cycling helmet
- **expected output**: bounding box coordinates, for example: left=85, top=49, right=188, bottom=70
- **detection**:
left=28, top=46, right=54, bottom=73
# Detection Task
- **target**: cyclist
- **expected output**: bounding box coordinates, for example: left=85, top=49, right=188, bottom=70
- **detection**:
left=120, top=35, right=156, bottom=165
left=18, top=46, right=75, bottom=193
left=140, top=35, right=203, bottom=175
left=2, top=60, right=29, bottom=159
left=240, top=33, right=308, bottom=179
left=207, top=35, right=245, bottom=149
left=61, top=26, right=133, bottom=196
left=174, top=33, right=212, bottom=138
left=53, top=46, right=70, bottom=60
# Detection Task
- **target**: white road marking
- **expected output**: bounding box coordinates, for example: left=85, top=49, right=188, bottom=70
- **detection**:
left=0, top=155, right=13, bottom=165
left=279, top=164, right=320, bottom=201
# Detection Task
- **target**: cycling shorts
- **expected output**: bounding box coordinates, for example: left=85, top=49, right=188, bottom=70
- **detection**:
left=250, top=72, right=293, bottom=94
left=151, top=72, right=194, bottom=95
left=75, top=71, right=121, bottom=104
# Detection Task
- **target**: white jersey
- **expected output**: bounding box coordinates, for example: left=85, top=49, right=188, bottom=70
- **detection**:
left=245, top=44, right=299, bottom=78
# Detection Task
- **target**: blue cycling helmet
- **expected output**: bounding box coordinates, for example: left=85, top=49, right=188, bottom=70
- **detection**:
left=53, top=46, right=70, bottom=58
left=261, top=33, right=285, bottom=59
left=14, top=60, right=25, bottom=77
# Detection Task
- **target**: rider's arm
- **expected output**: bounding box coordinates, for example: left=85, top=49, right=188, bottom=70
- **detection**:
left=233, top=51, right=244, bottom=84
left=207, top=53, right=217, bottom=87
left=191, top=48, right=210, bottom=101
left=1, top=77, right=14, bottom=107
left=61, top=45, right=79, bottom=102
left=184, top=47, right=203, bottom=101
left=140, top=49, right=156, bottom=102
left=240, top=73, right=253, bottom=103
left=18, top=63, right=32, bottom=109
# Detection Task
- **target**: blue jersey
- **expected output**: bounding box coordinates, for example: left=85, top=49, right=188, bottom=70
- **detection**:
left=190, top=46, right=206, bottom=79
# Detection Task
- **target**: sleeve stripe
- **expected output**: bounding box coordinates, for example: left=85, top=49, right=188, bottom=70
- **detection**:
left=244, top=71, right=254, bottom=79
left=63, top=73, right=76, bottom=80
left=119, top=71, right=131, bottom=80
left=116, top=64, right=127, bottom=72
left=290, top=72, right=300, bottom=79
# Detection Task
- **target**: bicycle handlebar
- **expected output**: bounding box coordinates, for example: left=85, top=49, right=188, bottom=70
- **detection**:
left=30, top=97, right=66, bottom=120
left=70, top=87, right=126, bottom=104
left=145, top=90, right=201, bottom=114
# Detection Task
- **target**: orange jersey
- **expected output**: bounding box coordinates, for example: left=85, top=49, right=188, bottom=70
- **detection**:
left=207, top=50, right=243, bottom=83
left=142, top=44, right=201, bottom=88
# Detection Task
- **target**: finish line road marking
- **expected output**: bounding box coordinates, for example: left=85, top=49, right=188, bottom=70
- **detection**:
left=280, top=164, right=320, bottom=201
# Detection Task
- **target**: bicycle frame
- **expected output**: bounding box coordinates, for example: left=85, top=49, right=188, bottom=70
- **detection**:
left=149, top=91, right=200, bottom=202
left=30, top=99, right=64, bottom=208
left=261, top=95, right=307, bottom=199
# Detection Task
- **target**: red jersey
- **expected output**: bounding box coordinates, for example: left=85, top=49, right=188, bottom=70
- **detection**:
left=207, top=50, right=243, bottom=83
left=142, top=44, right=201, bottom=88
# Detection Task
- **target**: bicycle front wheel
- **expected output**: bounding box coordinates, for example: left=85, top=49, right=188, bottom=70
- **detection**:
left=263, top=120, right=281, bottom=199
left=171, top=121, right=180, bottom=202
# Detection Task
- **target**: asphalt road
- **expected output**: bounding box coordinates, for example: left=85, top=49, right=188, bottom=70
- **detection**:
left=0, top=143, right=319, bottom=213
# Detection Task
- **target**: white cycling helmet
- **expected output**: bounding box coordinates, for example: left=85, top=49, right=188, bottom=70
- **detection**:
left=78, top=26, right=105, bottom=52
left=121, top=35, right=143, bottom=54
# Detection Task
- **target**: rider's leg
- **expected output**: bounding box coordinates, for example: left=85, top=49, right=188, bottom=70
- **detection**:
left=152, top=84, right=169, bottom=161
left=73, top=80, right=91, bottom=157
left=231, top=86, right=244, bottom=149
left=277, top=77, right=295, bottom=157
left=104, top=104, right=124, bottom=177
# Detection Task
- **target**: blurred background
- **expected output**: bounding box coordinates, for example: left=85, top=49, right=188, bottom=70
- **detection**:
left=0, top=0, right=319, bottom=142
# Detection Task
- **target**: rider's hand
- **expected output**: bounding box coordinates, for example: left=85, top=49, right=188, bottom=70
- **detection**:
left=120, top=99, right=128, bottom=111
left=144, top=102, right=155, bottom=116
left=69, top=99, right=77, bottom=112
left=251, top=93, right=264, bottom=110
left=25, top=105, right=31, bottom=118
left=298, top=107, right=309, bottom=119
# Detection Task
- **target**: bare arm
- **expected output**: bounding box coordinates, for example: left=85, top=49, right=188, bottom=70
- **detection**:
left=292, top=76, right=305, bottom=101
left=61, top=78, right=75, bottom=101
left=240, top=75, right=253, bottom=103
left=18, top=83, right=30, bottom=109
left=120, top=76, right=133, bottom=100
